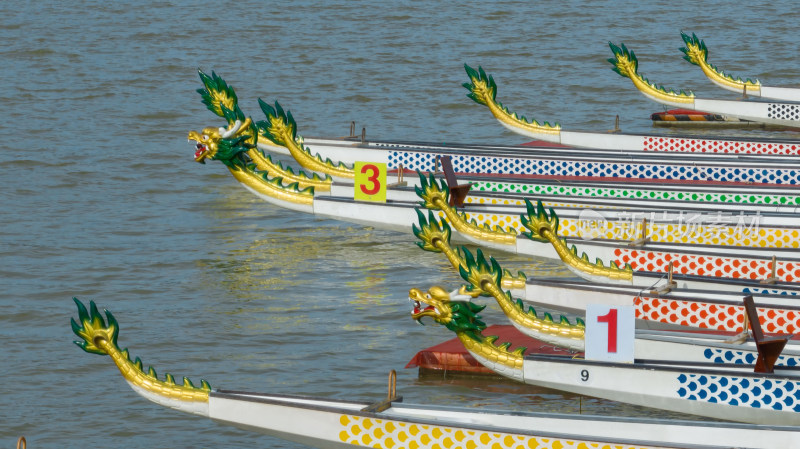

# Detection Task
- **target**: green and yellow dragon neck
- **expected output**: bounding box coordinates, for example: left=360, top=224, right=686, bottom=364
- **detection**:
left=415, top=173, right=518, bottom=247
left=680, top=32, right=760, bottom=94
left=608, top=42, right=695, bottom=105
left=192, top=70, right=332, bottom=191
left=522, top=200, right=633, bottom=282
left=463, top=64, right=561, bottom=137
left=257, top=100, right=355, bottom=180
left=413, top=208, right=526, bottom=291
left=410, top=287, right=524, bottom=373
left=71, top=299, right=211, bottom=410
left=413, top=210, right=585, bottom=346
left=227, top=161, right=316, bottom=207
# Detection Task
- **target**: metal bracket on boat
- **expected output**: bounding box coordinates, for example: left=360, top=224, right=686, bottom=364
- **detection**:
left=361, top=370, right=403, bottom=413
left=627, top=218, right=649, bottom=247
left=607, top=115, right=621, bottom=133
left=723, top=309, right=750, bottom=345
left=344, top=121, right=367, bottom=144
left=433, top=155, right=443, bottom=174
left=649, top=261, right=677, bottom=294
left=387, top=163, right=408, bottom=188
left=760, top=255, right=778, bottom=285
left=17, top=437, right=26, bottom=449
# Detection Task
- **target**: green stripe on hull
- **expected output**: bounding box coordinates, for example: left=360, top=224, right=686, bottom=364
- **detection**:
left=472, top=181, right=800, bottom=206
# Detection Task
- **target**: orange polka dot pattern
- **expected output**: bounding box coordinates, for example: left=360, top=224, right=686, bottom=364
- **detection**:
left=614, top=248, right=798, bottom=282
left=634, top=296, right=800, bottom=334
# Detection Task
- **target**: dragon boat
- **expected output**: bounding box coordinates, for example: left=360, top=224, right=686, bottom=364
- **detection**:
left=680, top=32, right=800, bottom=102
left=408, top=237, right=800, bottom=364
left=192, top=70, right=800, bottom=189
left=72, top=299, right=800, bottom=448
left=445, top=198, right=800, bottom=286
left=463, top=63, right=800, bottom=152
left=412, top=288, right=800, bottom=426
left=413, top=211, right=800, bottom=338
left=608, top=41, right=800, bottom=129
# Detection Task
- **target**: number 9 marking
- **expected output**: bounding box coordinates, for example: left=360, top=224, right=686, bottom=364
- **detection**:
left=359, top=164, right=381, bottom=195
left=580, top=369, right=590, bottom=382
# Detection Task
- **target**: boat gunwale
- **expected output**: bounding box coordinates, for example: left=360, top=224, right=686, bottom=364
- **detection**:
left=209, top=389, right=752, bottom=449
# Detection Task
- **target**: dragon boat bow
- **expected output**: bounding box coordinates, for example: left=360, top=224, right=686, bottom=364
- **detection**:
left=680, top=32, right=800, bottom=102
left=412, top=288, right=800, bottom=426
left=463, top=63, right=800, bottom=152
left=72, top=298, right=791, bottom=449
left=609, top=41, right=800, bottom=129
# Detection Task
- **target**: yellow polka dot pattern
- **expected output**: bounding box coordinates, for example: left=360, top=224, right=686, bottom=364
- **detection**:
left=337, top=414, right=662, bottom=448
left=458, top=211, right=796, bottom=248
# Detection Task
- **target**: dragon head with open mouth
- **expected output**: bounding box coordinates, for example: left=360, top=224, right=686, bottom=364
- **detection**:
left=410, top=286, right=486, bottom=338
left=188, top=117, right=254, bottom=165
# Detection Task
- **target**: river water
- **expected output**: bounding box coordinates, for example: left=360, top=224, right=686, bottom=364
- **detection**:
left=3, top=1, right=800, bottom=447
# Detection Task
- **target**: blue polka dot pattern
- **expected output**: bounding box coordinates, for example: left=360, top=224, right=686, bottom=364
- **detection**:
left=387, top=151, right=800, bottom=184
left=703, top=348, right=800, bottom=366
left=677, top=373, right=800, bottom=411
left=743, top=287, right=800, bottom=296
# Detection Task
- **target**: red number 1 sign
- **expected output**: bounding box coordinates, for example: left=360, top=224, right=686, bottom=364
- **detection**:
left=585, top=305, right=634, bottom=363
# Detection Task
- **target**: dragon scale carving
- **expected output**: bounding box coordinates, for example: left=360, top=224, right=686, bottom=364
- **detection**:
left=463, top=64, right=561, bottom=136
left=415, top=174, right=518, bottom=246
left=71, top=299, right=211, bottom=403
left=413, top=209, right=526, bottom=292
left=257, top=100, right=355, bottom=180
left=609, top=42, right=695, bottom=105
left=522, top=200, right=633, bottom=282
left=192, top=70, right=331, bottom=191
left=680, top=32, right=760, bottom=94
left=414, top=210, right=586, bottom=350
left=410, top=286, right=525, bottom=373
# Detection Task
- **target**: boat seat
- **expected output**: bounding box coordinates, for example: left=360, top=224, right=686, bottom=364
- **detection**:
left=743, top=295, right=790, bottom=373
left=438, top=155, right=473, bottom=207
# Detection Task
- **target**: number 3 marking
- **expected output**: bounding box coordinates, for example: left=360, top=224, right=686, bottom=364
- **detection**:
left=359, top=164, right=381, bottom=195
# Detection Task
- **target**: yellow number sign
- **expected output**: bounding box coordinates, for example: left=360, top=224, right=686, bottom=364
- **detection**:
left=354, top=161, right=387, bottom=202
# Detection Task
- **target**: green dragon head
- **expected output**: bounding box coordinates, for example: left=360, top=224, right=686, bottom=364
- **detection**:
left=415, top=172, right=450, bottom=209
left=190, top=70, right=258, bottom=166
left=71, top=298, right=212, bottom=397
left=679, top=32, right=760, bottom=87
left=410, top=286, right=486, bottom=341
left=188, top=118, right=255, bottom=166
left=412, top=208, right=452, bottom=253
left=679, top=32, right=710, bottom=68
left=196, top=70, right=245, bottom=123
left=458, top=247, right=504, bottom=297
left=256, top=99, right=298, bottom=148
left=463, top=64, right=498, bottom=107
left=71, top=297, right=119, bottom=355
left=520, top=199, right=559, bottom=242
left=608, top=42, right=694, bottom=99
